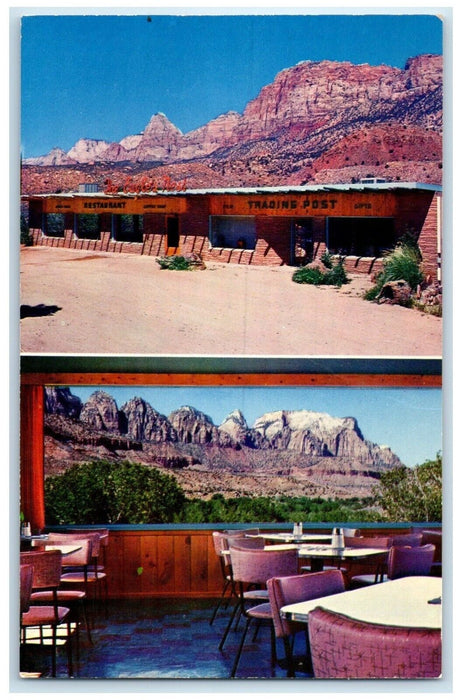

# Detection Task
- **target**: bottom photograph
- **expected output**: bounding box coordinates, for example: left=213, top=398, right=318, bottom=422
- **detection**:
left=19, top=368, right=443, bottom=682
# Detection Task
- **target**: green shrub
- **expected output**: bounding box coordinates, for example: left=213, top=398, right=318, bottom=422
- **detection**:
left=157, top=255, right=193, bottom=270
left=365, top=243, right=424, bottom=300
left=292, top=260, right=348, bottom=288
left=320, top=250, right=333, bottom=269
left=380, top=244, right=423, bottom=291
left=323, top=261, right=348, bottom=287
left=292, top=266, right=325, bottom=285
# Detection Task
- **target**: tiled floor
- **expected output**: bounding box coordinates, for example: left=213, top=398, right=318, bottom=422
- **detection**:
left=20, top=597, right=313, bottom=681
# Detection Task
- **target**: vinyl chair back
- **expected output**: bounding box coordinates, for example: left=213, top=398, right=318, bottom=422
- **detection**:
left=20, top=563, right=34, bottom=614
left=342, top=536, right=391, bottom=585
left=267, top=570, right=345, bottom=676
left=209, top=531, right=235, bottom=626
left=226, top=535, right=265, bottom=550
left=387, top=544, right=436, bottom=580
left=421, top=530, right=442, bottom=561
left=421, top=530, right=442, bottom=575
left=66, top=528, right=109, bottom=569
left=230, top=545, right=299, bottom=588
left=343, top=535, right=391, bottom=549
left=223, top=546, right=299, bottom=677
left=48, top=532, right=101, bottom=570
left=19, top=550, right=73, bottom=677
left=390, top=533, right=423, bottom=547
left=308, top=606, right=441, bottom=678
left=268, top=570, right=345, bottom=640
left=29, top=538, right=94, bottom=648
left=20, top=549, right=63, bottom=595
left=45, top=535, right=93, bottom=571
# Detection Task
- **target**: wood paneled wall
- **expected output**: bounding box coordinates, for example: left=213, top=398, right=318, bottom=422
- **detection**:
left=96, top=525, right=441, bottom=600
left=104, top=528, right=223, bottom=599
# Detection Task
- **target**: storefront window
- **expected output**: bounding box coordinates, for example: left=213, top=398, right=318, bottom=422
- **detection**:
left=210, top=216, right=256, bottom=250
left=76, top=214, right=100, bottom=240
left=327, top=217, right=395, bottom=257
left=44, top=213, right=65, bottom=238
left=112, top=214, right=143, bottom=243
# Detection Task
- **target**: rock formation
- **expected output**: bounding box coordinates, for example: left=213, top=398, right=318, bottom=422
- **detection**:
left=120, top=397, right=177, bottom=443
left=22, top=54, right=442, bottom=193
left=44, top=386, right=82, bottom=419
left=43, top=387, right=402, bottom=498
left=79, top=390, right=121, bottom=433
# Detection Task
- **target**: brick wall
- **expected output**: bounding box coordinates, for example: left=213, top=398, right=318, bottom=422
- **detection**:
left=395, top=190, right=440, bottom=281
left=26, top=190, right=441, bottom=276
left=418, top=192, right=441, bottom=282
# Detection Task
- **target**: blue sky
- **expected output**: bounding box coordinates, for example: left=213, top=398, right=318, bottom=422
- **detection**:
left=68, top=385, right=442, bottom=468
left=20, top=12, right=443, bottom=158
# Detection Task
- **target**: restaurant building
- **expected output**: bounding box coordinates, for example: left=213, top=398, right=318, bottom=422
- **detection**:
left=24, top=180, right=442, bottom=280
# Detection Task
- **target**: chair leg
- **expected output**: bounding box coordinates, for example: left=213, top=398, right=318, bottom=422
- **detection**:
left=230, top=616, right=251, bottom=678
left=210, top=579, right=231, bottom=625
left=270, top=625, right=277, bottom=672
left=81, top=600, right=93, bottom=644
left=283, top=636, right=295, bottom=677
left=218, top=600, right=240, bottom=651
left=51, top=625, right=57, bottom=677
left=66, top=621, right=74, bottom=677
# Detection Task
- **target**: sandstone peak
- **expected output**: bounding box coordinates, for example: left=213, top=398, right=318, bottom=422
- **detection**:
left=44, top=388, right=403, bottom=498
left=22, top=52, right=442, bottom=187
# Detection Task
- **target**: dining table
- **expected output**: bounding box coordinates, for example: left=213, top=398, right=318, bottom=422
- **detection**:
left=248, top=532, right=332, bottom=544
left=281, top=576, right=442, bottom=629
left=297, top=543, right=389, bottom=572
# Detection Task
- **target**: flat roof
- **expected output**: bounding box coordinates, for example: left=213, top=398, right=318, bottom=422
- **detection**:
left=23, top=182, right=442, bottom=198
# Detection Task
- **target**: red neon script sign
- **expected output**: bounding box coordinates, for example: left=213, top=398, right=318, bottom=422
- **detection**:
left=104, top=175, right=187, bottom=195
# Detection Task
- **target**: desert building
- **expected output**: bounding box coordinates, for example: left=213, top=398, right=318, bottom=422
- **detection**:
left=24, top=181, right=442, bottom=280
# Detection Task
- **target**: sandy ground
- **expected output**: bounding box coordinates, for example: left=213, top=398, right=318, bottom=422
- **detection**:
left=19, top=247, right=442, bottom=357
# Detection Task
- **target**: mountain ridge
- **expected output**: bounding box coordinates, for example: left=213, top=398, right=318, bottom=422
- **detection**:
left=21, top=54, right=442, bottom=192
left=44, top=387, right=402, bottom=500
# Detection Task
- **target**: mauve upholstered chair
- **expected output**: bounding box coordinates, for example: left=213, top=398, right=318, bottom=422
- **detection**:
left=308, top=606, right=441, bottom=678
left=267, top=570, right=345, bottom=676
left=421, top=530, right=442, bottom=576
left=387, top=543, right=436, bottom=580
left=220, top=546, right=299, bottom=677
left=28, top=538, right=94, bottom=651
left=350, top=541, right=435, bottom=588
left=20, top=550, right=73, bottom=677
left=48, top=533, right=108, bottom=613
left=390, top=532, right=423, bottom=547
left=209, top=531, right=235, bottom=625
left=343, top=536, right=391, bottom=587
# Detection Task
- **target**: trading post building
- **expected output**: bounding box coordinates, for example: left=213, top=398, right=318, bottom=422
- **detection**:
left=24, top=180, right=442, bottom=280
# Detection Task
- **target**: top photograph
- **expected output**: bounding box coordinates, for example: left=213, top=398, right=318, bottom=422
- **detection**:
left=19, top=12, right=444, bottom=358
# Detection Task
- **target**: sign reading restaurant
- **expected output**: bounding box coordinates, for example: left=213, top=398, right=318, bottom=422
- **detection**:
left=41, top=195, right=187, bottom=215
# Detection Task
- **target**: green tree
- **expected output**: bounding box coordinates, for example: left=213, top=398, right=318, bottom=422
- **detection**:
left=45, top=460, right=185, bottom=524
left=373, top=454, right=442, bottom=522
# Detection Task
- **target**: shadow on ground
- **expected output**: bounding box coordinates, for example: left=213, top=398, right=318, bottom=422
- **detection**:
left=20, top=304, right=62, bottom=319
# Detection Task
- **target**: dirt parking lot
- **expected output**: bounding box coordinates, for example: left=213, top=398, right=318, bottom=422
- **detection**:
left=19, top=247, right=442, bottom=357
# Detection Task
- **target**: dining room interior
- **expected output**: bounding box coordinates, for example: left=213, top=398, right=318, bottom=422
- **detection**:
left=16, top=359, right=445, bottom=685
